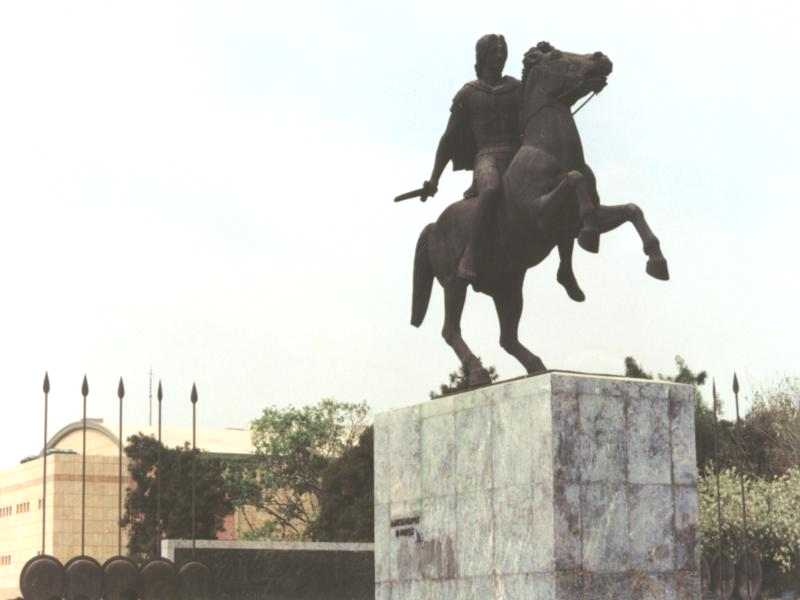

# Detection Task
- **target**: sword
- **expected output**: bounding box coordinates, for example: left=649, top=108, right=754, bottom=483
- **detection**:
left=394, top=181, right=436, bottom=202
left=393, top=186, right=427, bottom=203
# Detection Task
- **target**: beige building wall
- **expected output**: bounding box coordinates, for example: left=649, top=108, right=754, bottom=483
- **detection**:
left=0, top=447, right=130, bottom=598
left=0, top=454, right=58, bottom=599
left=0, top=420, right=256, bottom=598
left=53, top=429, right=119, bottom=457
left=49, top=454, right=130, bottom=562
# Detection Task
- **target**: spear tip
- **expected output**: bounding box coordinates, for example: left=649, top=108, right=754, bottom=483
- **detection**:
left=733, top=372, right=740, bottom=395
left=43, top=372, right=50, bottom=394
left=712, top=378, right=719, bottom=414
left=81, top=375, right=89, bottom=397
left=117, top=377, right=125, bottom=400
left=157, top=380, right=163, bottom=402
left=191, top=383, right=198, bottom=404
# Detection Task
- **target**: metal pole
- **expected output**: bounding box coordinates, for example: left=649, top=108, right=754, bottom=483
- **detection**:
left=156, top=380, right=162, bottom=559
left=148, top=369, right=153, bottom=428
left=190, top=383, right=198, bottom=559
left=81, top=375, right=89, bottom=556
left=117, top=377, right=125, bottom=557
left=41, top=372, right=50, bottom=555
left=733, top=372, right=753, bottom=600
left=712, top=379, right=725, bottom=600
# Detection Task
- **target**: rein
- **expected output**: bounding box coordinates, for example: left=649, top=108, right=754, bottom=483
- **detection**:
left=520, top=83, right=598, bottom=136
left=571, top=92, right=596, bottom=116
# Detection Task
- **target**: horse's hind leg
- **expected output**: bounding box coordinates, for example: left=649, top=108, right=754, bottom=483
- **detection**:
left=493, top=274, right=547, bottom=375
left=441, top=280, right=491, bottom=386
left=595, top=203, right=669, bottom=280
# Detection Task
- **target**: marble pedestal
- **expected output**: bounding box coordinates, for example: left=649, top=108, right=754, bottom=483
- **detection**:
left=373, top=372, right=700, bottom=600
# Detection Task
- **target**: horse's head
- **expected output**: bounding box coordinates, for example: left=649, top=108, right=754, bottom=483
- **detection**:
left=522, top=41, right=613, bottom=110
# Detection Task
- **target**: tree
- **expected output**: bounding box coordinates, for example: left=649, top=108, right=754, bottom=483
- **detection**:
left=122, top=434, right=233, bottom=560
left=738, top=377, right=800, bottom=479
left=230, top=398, right=369, bottom=540
left=309, top=426, right=374, bottom=542
left=430, top=362, right=499, bottom=399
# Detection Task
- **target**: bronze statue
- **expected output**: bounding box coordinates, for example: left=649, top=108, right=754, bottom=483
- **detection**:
left=420, top=34, right=585, bottom=302
left=406, top=40, right=669, bottom=385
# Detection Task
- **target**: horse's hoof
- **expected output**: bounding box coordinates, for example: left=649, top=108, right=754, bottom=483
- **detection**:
left=557, top=269, right=586, bottom=302
left=646, top=257, right=670, bottom=281
left=526, top=358, right=547, bottom=375
left=578, top=228, right=599, bottom=253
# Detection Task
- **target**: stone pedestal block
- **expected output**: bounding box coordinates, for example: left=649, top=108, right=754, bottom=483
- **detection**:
left=373, top=372, right=699, bottom=600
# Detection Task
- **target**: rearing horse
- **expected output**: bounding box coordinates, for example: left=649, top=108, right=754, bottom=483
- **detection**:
left=410, top=42, right=669, bottom=386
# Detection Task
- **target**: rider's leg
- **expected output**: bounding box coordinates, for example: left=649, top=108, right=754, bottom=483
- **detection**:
left=458, top=155, right=502, bottom=286
left=575, top=164, right=601, bottom=253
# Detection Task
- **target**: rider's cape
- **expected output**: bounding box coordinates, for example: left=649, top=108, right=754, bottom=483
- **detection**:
left=449, top=76, right=522, bottom=172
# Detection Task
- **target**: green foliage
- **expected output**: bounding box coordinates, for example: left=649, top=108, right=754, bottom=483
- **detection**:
left=230, top=398, right=369, bottom=540
left=740, top=378, right=800, bottom=478
left=430, top=362, right=498, bottom=399
left=122, top=434, right=233, bottom=560
left=309, top=426, right=374, bottom=542
left=699, top=466, right=800, bottom=574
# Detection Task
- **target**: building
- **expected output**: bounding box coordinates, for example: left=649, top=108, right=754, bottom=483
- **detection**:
left=0, top=418, right=254, bottom=599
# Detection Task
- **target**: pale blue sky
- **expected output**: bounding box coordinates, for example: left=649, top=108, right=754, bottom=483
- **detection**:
left=1, top=1, right=798, bottom=467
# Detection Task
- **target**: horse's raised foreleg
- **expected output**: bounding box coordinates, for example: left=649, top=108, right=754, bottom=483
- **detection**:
left=595, top=203, right=669, bottom=280
left=441, top=280, right=492, bottom=387
left=533, top=169, right=599, bottom=254
left=493, top=274, right=547, bottom=375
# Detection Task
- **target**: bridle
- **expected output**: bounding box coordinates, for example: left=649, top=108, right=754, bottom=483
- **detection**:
left=519, top=71, right=600, bottom=135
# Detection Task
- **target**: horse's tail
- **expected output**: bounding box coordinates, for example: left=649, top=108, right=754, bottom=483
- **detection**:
left=411, top=224, right=435, bottom=327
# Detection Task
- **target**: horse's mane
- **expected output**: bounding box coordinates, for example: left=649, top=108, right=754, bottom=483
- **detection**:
left=521, top=41, right=554, bottom=89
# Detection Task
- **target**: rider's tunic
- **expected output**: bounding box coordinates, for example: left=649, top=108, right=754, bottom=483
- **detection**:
left=449, top=76, right=522, bottom=195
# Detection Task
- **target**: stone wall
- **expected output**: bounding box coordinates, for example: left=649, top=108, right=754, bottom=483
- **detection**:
left=164, top=539, right=374, bottom=600
left=373, top=372, right=700, bottom=599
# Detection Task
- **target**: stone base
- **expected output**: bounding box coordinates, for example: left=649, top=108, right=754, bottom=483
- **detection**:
left=373, top=372, right=699, bottom=600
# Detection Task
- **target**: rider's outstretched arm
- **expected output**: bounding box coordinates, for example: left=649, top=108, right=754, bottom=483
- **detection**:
left=426, top=108, right=464, bottom=195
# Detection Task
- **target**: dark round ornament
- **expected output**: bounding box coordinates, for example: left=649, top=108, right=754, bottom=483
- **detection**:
left=140, top=557, right=179, bottom=600
left=102, top=555, right=140, bottom=600
left=179, top=560, right=214, bottom=600
left=19, top=554, right=64, bottom=600
left=64, top=555, right=103, bottom=600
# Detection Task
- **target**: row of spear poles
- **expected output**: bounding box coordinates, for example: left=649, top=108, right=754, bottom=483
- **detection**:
left=711, top=372, right=753, bottom=600
left=39, top=373, right=200, bottom=560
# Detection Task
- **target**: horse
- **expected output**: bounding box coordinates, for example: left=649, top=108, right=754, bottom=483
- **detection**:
left=410, top=41, right=669, bottom=387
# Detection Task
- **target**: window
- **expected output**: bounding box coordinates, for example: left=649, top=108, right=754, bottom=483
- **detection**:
left=15, top=502, right=30, bottom=514
left=0, top=506, right=11, bottom=518
left=0, top=555, right=10, bottom=567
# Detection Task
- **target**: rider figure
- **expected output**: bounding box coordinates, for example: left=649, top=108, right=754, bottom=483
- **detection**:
left=422, top=34, right=585, bottom=301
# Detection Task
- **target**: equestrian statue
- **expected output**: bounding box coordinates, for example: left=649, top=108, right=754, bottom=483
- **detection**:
left=399, top=36, right=669, bottom=386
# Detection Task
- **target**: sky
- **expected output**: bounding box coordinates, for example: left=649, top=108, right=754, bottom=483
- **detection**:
left=0, top=0, right=798, bottom=468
